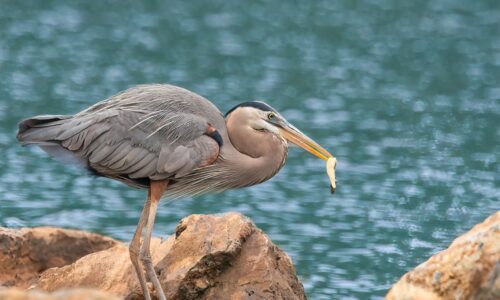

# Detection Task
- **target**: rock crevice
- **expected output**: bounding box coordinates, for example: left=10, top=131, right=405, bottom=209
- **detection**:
left=0, top=227, right=118, bottom=289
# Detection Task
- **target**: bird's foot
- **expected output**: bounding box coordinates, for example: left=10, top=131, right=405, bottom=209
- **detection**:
left=128, top=282, right=153, bottom=300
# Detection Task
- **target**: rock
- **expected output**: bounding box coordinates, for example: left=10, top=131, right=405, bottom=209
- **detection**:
left=0, top=227, right=119, bottom=289
left=386, top=211, right=500, bottom=300
left=157, top=213, right=305, bottom=300
left=34, top=213, right=306, bottom=300
left=0, top=288, right=121, bottom=300
left=37, top=237, right=172, bottom=299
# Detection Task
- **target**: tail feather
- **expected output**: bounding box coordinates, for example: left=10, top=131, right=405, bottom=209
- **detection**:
left=17, top=115, right=91, bottom=168
left=17, top=115, right=72, bottom=144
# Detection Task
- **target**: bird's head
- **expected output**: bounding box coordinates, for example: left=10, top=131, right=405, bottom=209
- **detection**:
left=225, top=101, right=332, bottom=160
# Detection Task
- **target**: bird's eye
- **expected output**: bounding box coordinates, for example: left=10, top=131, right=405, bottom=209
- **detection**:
left=267, top=112, right=276, bottom=120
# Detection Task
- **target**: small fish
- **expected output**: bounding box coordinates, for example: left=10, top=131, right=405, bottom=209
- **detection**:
left=326, top=157, right=337, bottom=194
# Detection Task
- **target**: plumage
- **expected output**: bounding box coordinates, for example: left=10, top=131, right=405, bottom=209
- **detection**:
left=17, top=84, right=228, bottom=190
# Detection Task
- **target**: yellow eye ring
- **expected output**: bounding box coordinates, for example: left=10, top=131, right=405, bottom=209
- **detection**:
left=267, top=112, right=276, bottom=120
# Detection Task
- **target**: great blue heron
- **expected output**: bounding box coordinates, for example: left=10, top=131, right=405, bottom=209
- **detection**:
left=16, top=84, right=333, bottom=300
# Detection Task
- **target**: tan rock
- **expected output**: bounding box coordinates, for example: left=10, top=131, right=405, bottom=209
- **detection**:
left=34, top=213, right=306, bottom=300
left=0, top=288, right=120, bottom=300
left=157, top=213, right=306, bottom=300
left=0, top=227, right=118, bottom=289
left=386, top=211, right=500, bottom=300
left=37, top=237, right=172, bottom=299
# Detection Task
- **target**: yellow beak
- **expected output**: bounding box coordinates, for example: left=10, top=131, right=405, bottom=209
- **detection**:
left=279, top=123, right=332, bottom=161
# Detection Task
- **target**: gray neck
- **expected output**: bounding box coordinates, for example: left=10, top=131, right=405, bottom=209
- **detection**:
left=165, top=113, right=288, bottom=198
left=222, top=110, right=288, bottom=186
left=219, top=140, right=287, bottom=188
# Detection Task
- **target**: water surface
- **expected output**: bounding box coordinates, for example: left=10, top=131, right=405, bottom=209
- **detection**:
left=1, top=1, right=499, bottom=299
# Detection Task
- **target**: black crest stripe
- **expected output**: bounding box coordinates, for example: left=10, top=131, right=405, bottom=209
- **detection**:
left=225, top=101, right=278, bottom=117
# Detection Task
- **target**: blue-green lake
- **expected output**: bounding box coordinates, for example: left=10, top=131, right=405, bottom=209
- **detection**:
left=0, top=1, right=498, bottom=299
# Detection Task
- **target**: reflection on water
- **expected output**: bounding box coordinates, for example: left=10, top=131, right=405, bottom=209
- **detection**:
left=0, top=1, right=499, bottom=298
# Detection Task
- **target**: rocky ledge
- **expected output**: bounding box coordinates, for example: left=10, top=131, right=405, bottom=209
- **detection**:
left=387, top=211, right=500, bottom=300
left=3, top=211, right=498, bottom=299
left=0, top=213, right=306, bottom=300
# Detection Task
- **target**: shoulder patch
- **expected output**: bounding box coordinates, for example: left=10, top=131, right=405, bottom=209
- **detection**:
left=205, top=124, right=224, bottom=147
left=206, top=129, right=223, bottom=147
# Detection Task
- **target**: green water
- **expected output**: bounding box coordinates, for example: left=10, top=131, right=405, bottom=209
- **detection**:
left=0, top=1, right=499, bottom=299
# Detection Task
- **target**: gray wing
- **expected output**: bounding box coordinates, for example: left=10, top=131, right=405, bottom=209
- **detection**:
left=17, top=84, right=225, bottom=188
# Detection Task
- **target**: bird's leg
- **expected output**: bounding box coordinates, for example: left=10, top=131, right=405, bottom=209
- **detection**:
left=140, top=180, right=168, bottom=300
left=129, top=189, right=152, bottom=300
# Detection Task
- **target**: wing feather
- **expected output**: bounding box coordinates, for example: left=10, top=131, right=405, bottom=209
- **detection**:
left=18, top=84, right=225, bottom=188
left=127, top=154, right=157, bottom=179
left=111, top=147, right=147, bottom=172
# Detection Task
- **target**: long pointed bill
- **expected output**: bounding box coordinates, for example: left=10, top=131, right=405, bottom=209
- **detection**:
left=278, top=122, right=332, bottom=161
